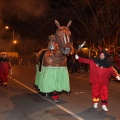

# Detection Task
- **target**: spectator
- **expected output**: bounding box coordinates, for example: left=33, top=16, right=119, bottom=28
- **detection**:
left=0, top=53, right=12, bottom=87
left=71, top=55, right=78, bottom=74
left=114, top=52, right=120, bottom=73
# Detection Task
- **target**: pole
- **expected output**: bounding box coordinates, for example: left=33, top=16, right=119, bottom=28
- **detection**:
left=88, top=48, right=91, bottom=59
left=12, top=28, right=14, bottom=52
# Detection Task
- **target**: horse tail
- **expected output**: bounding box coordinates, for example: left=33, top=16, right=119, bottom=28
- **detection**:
left=38, top=49, right=47, bottom=71
left=36, top=49, right=47, bottom=63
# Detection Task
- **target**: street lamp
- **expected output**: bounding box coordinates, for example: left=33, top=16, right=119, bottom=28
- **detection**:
left=13, top=40, right=17, bottom=52
left=5, top=26, right=15, bottom=52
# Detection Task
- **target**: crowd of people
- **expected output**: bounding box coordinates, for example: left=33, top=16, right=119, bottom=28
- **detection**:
left=67, top=52, right=88, bottom=74
left=0, top=50, right=119, bottom=81
left=8, top=54, right=36, bottom=66
left=108, top=51, right=120, bottom=74
left=2, top=50, right=119, bottom=75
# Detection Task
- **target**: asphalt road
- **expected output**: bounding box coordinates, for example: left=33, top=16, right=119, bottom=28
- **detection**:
left=0, top=65, right=120, bottom=120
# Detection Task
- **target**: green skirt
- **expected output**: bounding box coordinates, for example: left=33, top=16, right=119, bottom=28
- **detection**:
left=35, top=65, right=70, bottom=93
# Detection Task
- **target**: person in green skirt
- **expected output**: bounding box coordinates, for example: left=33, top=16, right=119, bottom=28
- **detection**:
left=34, top=20, right=84, bottom=103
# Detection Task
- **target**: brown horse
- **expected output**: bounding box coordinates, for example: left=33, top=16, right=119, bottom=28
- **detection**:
left=35, top=20, right=74, bottom=103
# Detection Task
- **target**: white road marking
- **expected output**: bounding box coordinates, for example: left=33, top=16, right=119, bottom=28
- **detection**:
left=79, top=91, right=86, bottom=94
left=74, top=91, right=87, bottom=95
left=9, top=76, right=84, bottom=120
left=77, top=74, right=86, bottom=79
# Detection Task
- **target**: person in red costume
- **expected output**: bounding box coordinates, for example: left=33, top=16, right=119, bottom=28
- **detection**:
left=0, top=53, right=12, bottom=87
left=75, top=49, right=120, bottom=112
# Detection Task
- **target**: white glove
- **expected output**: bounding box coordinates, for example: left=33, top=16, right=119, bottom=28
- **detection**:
left=116, top=76, right=120, bottom=80
left=75, top=54, right=79, bottom=59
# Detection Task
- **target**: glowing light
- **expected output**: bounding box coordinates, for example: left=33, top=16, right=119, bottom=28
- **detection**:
left=105, top=48, right=108, bottom=51
left=13, top=40, right=17, bottom=44
left=5, top=26, right=9, bottom=29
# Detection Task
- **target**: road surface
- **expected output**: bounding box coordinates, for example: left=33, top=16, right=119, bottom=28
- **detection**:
left=0, top=65, right=120, bottom=120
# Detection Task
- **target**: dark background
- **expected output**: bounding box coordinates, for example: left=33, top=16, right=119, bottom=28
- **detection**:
left=0, top=0, right=120, bottom=54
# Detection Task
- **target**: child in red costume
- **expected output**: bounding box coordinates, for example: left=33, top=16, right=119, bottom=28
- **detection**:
left=0, top=54, right=12, bottom=87
left=75, top=50, right=120, bottom=111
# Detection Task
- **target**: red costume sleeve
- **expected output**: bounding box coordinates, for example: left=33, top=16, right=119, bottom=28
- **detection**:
left=78, top=57, right=90, bottom=64
left=109, top=66, right=119, bottom=77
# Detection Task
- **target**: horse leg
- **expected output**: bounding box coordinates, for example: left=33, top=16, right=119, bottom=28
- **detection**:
left=51, top=92, right=59, bottom=103
left=46, top=93, right=48, bottom=97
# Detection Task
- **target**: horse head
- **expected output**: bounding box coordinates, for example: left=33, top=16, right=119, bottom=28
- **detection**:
left=48, top=20, right=74, bottom=55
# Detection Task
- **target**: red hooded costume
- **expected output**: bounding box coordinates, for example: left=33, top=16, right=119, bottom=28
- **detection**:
left=77, top=50, right=119, bottom=105
left=0, top=55, right=12, bottom=86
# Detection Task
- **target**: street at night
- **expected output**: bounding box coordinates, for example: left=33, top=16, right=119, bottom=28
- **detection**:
left=0, top=65, right=120, bottom=120
left=0, top=0, right=120, bottom=120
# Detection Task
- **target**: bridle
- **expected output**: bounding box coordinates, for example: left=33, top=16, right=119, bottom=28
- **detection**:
left=48, top=30, right=72, bottom=51
left=48, top=20, right=74, bottom=55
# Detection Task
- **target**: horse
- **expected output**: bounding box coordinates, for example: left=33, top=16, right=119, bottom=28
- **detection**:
left=35, top=20, right=74, bottom=103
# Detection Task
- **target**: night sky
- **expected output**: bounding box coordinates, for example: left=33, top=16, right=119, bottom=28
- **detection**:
left=0, top=0, right=120, bottom=52
left=0, top=0, right=73, bottom=40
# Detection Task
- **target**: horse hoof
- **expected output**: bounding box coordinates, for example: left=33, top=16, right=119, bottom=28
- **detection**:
left=67, top=91, right=71, bottom=96
left=68, top=92, right=70, bottom=96
left=46, top=94, right=48, bottom=98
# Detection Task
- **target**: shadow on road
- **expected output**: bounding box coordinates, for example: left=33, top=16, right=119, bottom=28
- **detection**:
left=77, top=107, right=116, bottom=120
left=1, top=93, right=55, bottom=120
